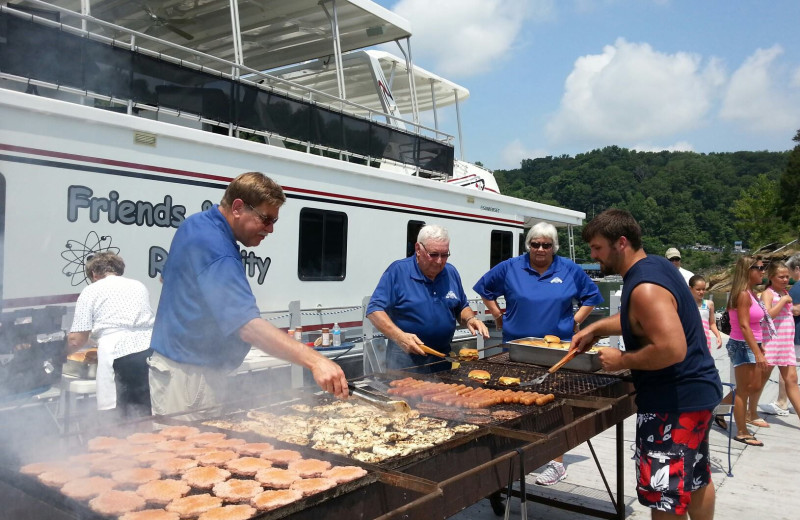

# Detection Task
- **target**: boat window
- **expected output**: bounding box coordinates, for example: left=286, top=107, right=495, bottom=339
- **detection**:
left=406, top=220, right=426, bottom=257
left=490, top=231, right=514, bottom=268
left=519, top=233, right=527, bottom=256
left=298, top=208, right=348, bottom=281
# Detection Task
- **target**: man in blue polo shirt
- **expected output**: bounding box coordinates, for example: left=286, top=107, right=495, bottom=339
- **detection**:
left=366, top=225, right=489, bottom=373
left=149, top=172, right=347, bottom=419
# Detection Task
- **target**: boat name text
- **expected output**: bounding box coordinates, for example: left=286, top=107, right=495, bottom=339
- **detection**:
left=480, top=205, right=500, bottom=213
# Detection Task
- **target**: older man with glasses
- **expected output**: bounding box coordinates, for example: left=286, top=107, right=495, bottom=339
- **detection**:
left=366, top=224, right=489, bottom=373
left=149, top=172, right=348, bottom=420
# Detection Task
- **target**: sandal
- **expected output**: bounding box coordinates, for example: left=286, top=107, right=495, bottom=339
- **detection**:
left=714, top=415, right=728, bottom=430
left=733, top=434, right=763, bottom=447
left=747, top=418, right=770, bottom=428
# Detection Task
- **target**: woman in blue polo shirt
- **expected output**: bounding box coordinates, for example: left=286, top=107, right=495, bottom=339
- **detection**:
left=474, top=221, right=603, bottom=486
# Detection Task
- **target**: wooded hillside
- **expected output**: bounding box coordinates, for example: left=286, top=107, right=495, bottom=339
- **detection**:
left=494, top=146, right=795, bottom=266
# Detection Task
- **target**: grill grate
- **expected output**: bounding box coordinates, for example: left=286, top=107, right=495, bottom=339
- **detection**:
left=437, top=353, right=623, bottom=396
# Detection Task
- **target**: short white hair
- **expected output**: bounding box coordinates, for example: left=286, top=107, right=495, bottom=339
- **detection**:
left=787, top=254, right=800, bottom=271
left=417, top=225, right=449, bottom=245
left=525, top=222, right=559, bottom=253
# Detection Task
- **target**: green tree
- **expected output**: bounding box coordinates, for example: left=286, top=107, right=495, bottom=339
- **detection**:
left=731, top=174, right=791, bottom=248
left=778, top=129, right=800, bottom=230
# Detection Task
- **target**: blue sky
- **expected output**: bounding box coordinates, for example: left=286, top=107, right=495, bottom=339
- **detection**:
left=372, top=0, right=800, bottom=170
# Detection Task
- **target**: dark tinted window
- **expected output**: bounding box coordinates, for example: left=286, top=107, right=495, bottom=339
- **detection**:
left=406, top=220, right=426, bottom=257
left=490, top=230, right=513, bottom=268
left=298, top=208, right=347, bottom=280
left=519, top=232, right=527, bottom=256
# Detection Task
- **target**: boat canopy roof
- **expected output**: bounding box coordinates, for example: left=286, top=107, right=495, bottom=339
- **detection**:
left=21, top=0, right=412, bottom=73
left=274, top=50, right=470, bottom=116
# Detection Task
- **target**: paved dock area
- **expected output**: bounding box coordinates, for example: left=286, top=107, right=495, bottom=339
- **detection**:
left=454, top=335, right=800, bottom=519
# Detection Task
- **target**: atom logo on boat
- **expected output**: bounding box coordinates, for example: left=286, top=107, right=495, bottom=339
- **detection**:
left=61, top=231, right=120, bottom=286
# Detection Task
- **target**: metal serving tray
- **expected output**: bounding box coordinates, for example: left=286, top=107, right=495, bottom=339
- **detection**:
left=506, top=337, right=602, bottom=372
left=61, top=359, right=97, bottom=379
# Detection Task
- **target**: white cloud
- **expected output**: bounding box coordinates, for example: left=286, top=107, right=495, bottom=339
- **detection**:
left=499, top=139, right=549, bottom=168
left=546, top=38, right=725, bottom=146
left=388, top=0, right=551, bottom=78
left=631, top=141, right=695, bottom=153
left=720, top=45, right=800, bottom=132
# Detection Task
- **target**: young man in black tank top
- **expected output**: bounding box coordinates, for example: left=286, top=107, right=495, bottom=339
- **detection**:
left=572, top=209, right=721, bottom=520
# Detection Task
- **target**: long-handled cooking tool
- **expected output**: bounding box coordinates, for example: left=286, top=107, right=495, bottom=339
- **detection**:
left=347, top=382, right=410, bottom=414
left=417, top=343, right=459, bottom=363
left=522, top=348, right=581, bottom=386
left=521, top=337, right=608, bottom=386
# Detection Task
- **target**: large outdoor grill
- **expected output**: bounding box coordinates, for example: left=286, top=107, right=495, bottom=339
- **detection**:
left=0, top=352, right=635, bottom=520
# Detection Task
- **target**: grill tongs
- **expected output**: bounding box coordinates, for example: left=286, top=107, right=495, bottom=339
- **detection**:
left=347, top=382, right=410, bottom=414
left=523, top=337, right=607, bottom=386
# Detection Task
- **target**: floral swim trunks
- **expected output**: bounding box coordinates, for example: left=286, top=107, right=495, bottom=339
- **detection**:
left=635, top=410, right=713, bottom=515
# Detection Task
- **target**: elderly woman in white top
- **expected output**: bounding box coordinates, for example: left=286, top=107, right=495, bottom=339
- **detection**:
left=67, top=252, right=154, bottom=418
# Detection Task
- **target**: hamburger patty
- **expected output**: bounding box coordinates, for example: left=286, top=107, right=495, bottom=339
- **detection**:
left=212, top=478, right=264, bottom=503
left=260, top=449, right=302, bottom=466
left=185, top=432, right=228, bottom=445
left=88, top=490, right=147, bottom=516
left=136, top=479, right=192, bottom=506
left=287, top=459, right=331, bottom=478
left=166, top=493, right=223, bottom=518
left=158, top=425, right=200, bottom=440
left=234, top=442, right=274, bottom=457
left=38, top=467, right=91, bottom=487
left=321, top=466, right=368, bottom=484
left=225, top=456, right=273, bottom=477
left=250, top=489, right=303, bottom=511
left=197, top=504, right=257, bottom=520
left=87, top=436, right=128, bottom=452
left=197, top=450, right=239, bottom=466
left=61, top=476, right=118, bottom=500
left=151, top=457, right=199, bottom=477
left=110, top=467, right=161, bottom=487
left=181, top=466, right=231, bottom=490
left=254, top=468, right=301, bottom=489
left=289, top=477, right=336, bottom=497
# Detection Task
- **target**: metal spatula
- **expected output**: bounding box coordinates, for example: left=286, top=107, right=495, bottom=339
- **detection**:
left=347, top=383, right=410, bottom=414
left=524, top=348, right=580, bottom=386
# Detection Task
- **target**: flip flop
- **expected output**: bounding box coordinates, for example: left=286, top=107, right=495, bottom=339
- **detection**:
left=714, top=415, right=728, bottom=430
left=733, top=435, right=763, bottom=447
left=747, top=418, right=770, bottom=428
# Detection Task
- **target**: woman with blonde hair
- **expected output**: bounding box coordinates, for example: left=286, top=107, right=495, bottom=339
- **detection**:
left=725, top=255, right=770, bottom=445
left=759, top=261, right=800, bottom=417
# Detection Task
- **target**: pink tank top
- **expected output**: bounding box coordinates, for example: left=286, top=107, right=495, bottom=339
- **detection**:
left=728, top=292, right=763, bottom=342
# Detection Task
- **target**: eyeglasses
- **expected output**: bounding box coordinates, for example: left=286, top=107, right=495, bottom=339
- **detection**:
left=750, top=265, right=766, bottom=272
left=420, top=243, right=451, bottom=259
left=529, top=242, right=553, bottom=250
left=245, top=203, right=279, bottom=226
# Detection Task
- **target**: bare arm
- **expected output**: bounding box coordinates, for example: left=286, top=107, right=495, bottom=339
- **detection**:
left=366, top=310, right=425, bottom=355
left=572, top=305, right=595, bottom=332
left=608, top=283, right=688, bottom=371
left=481, top=298, right=503, bottom=330
left=239, top=318, right=348, bottom=398
left=571, top=313, right=621, bottom=353
left=459, top=306, right=490, bottom=338
left=66, top=331, right=91, bottom=355
left=762, top=288, right=792, bottom=318
left=707, top=299, right=723, bottom=348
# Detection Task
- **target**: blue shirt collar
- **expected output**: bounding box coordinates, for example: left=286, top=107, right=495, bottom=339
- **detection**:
left=210, top=204, right=241, bottom=253
left=523, top=252, right=561, bottom=278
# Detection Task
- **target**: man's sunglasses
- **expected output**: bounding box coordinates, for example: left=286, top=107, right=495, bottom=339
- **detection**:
left=420, top=243, right=451, bottom=259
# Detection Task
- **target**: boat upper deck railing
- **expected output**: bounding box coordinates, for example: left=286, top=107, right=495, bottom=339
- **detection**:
left=0, top=3, right=455, bottom=177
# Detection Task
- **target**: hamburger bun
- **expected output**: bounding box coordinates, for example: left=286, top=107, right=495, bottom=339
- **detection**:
left=498, top=376, right=520, bottom=386
left=544, top=335, right=561, bottom=344
left=468, top=369, right=491, bottom=381
left=459, top=348, right=478, bottom=361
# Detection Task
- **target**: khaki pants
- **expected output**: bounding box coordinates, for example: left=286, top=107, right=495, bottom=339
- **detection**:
left=147, top=351, right=229, bottom=421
